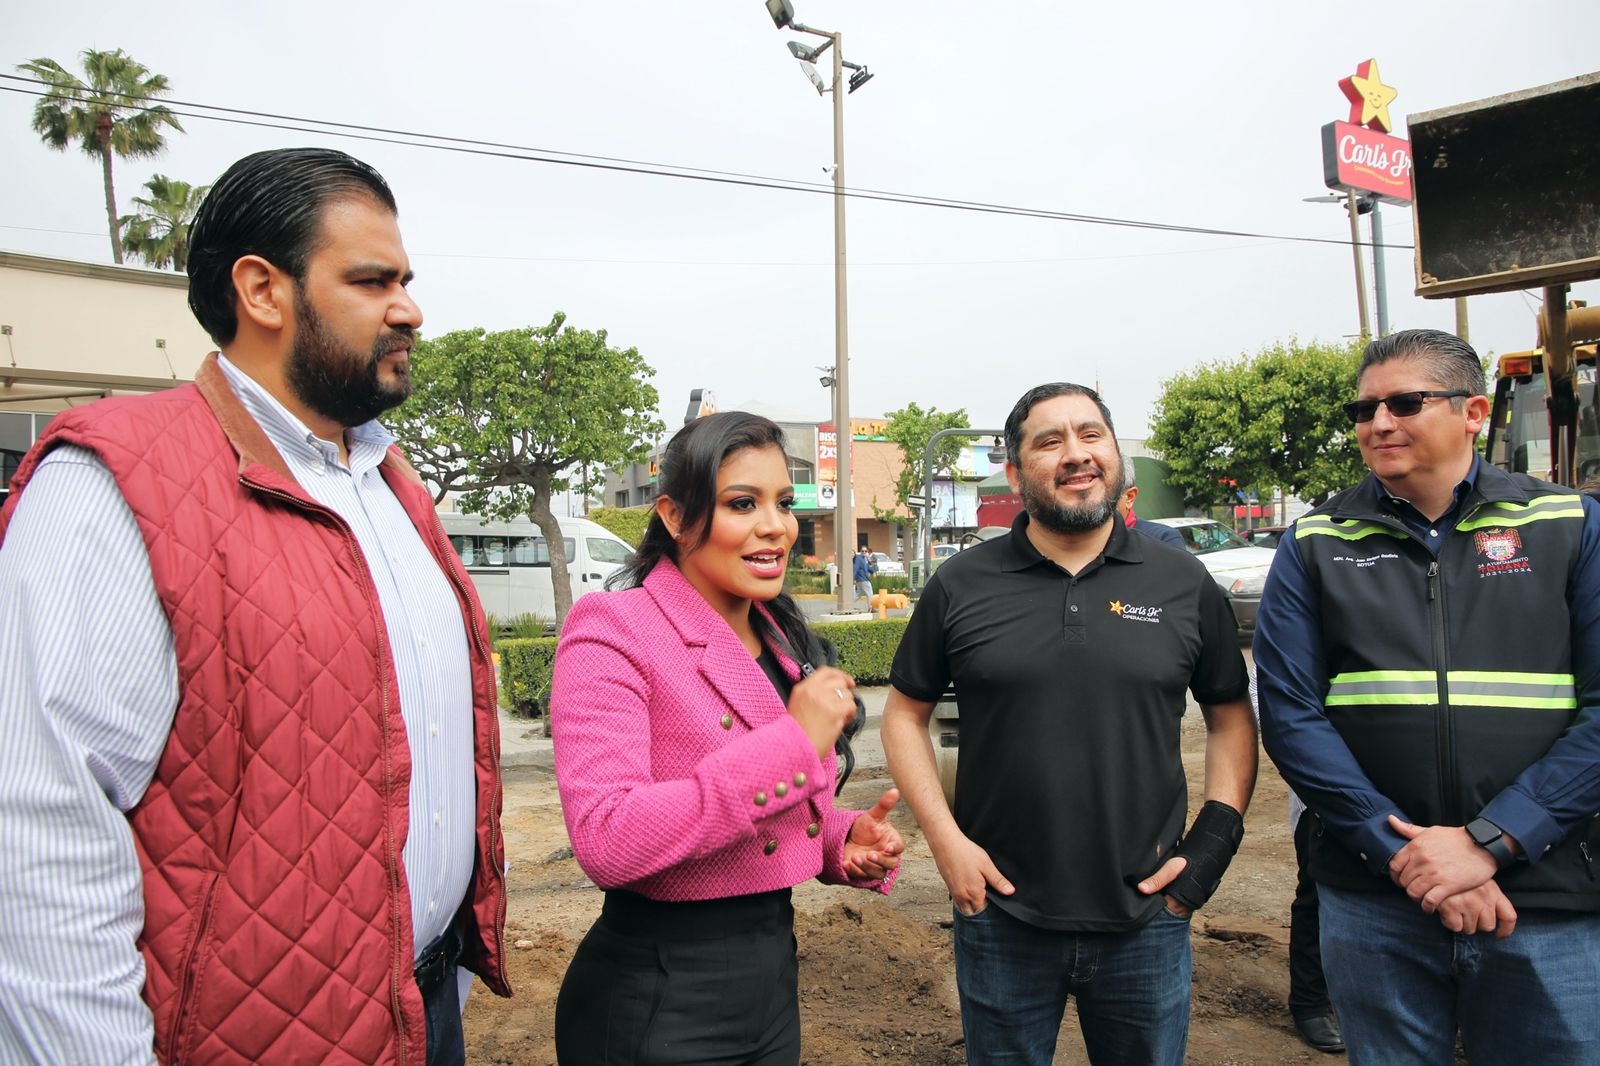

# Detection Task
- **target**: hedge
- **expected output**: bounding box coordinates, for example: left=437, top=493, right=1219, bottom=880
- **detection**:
left=785, top=569, right=832, bottom=595
left=496, top=618, right=908, bottom=717
left=587, top=506, right=652, bottom=548
left=808, top=618, right=910, bottom=684
left=499, top=636, right=558, bottom=718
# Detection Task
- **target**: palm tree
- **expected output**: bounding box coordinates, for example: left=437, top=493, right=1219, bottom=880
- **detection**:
left=119, top=175, right=209, bottom=271
left=17, top=49, right=183, bottom=264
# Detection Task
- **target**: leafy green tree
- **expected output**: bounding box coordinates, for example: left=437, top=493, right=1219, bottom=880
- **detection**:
left=118, top=174, right=208, bottom=271
left=870, top=402, right=971, bottom=529
left=392, top=314, right=665, bottom=629
left=1149, top=337, right=1366, bottom=509
left=18, top=49, right=183, bottom=264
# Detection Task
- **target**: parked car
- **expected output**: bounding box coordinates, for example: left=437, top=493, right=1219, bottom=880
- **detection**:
left=1147, top=518, right=1276, bottom=636
left=438, top=513, right=634, bottom=623
left=870, top=551, right=906, bottom=577
left=931, top=543, right=961, bottom=560
left=960, top=526, right=1011, bottom=548
left=1244, top=525, right=1288, bottom=549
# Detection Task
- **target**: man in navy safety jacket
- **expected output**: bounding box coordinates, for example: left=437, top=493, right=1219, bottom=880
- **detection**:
left=1255, top=328, right=1600, bottom=1064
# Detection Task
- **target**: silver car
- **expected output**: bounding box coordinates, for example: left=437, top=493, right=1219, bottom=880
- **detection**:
left=870, top=551, right=906, bottom=577
left=1147, top=518, right=1276, bottom=635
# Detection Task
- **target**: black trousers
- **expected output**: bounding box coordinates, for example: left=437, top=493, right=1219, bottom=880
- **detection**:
left=1289, top=815, right=1332, bottom=1019
left=555, top=888, right=800, bottom=1066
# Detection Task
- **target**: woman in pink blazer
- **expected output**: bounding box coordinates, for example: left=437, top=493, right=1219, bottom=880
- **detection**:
left=551, top=411, right=902, bottom=1065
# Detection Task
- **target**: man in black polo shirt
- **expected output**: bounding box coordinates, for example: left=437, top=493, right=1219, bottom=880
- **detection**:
left=882, top=382, right=1256, bottom=1066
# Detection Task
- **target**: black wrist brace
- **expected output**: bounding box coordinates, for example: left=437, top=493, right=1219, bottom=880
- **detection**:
left=1165, top=800, right=1245, bottom=910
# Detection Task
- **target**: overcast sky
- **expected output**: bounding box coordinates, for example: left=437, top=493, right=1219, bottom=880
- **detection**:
left=5, top=1, right=1598, bottom=439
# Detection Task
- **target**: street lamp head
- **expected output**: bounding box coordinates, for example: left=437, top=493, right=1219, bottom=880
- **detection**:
left=787, top=40, right=821, bottom=62
left=847, top=66, right=874, bottom=94
left=1305, top=191, right=1374, bottom=214
left=798, top=60, right=827, bottom=95
left=766, top=0, right=795, bottom=28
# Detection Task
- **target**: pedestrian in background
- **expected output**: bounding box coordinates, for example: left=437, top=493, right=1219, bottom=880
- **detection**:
left=853, top=544, right=874, bottom=606
left=1248, top=676, right=1344, bottom=1054
left=551, top=411, right=903, bottom=1065
left=1117, top=454, right=1185, bottom=548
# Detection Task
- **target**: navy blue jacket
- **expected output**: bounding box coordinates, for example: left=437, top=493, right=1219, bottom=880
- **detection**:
left=1256, top=460, right=1600, bottom=901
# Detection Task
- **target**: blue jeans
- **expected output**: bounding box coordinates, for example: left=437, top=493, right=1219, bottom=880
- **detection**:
left=952, top=901, right=1192, bottom=1065
left=1320, top=886, right=1600, bottom=1065
left=420, top=964, right=464, bottom=1066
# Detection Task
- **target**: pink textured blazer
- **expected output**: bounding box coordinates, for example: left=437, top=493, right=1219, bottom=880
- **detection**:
left=550, top=561, right=895, bottom=901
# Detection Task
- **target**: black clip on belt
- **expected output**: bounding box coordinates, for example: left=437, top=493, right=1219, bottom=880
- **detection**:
left=414, top=926, right=463, bottom=997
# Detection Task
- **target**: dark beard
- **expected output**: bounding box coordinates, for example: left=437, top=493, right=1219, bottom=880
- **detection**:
left=1018, top=462, right=1125, bottom=535
left=286, top=291, right=413, bottom=429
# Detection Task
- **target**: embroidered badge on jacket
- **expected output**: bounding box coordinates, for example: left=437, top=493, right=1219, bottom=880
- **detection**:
left=1474, top=528, right=1531, bottom=577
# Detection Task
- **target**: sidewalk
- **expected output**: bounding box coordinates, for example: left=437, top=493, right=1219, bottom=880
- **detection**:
left=793, top=593, right=913, bottom=621
left=499, top=685, right=893, bottom=770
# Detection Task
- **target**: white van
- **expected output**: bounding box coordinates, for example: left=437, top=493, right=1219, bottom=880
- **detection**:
left=436, top=512, right=635, bottom=622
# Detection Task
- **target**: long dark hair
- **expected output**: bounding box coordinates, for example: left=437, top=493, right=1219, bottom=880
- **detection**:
left=613, top=412, right=862, bottom=789
left=608, top=411, right=824, bottom=665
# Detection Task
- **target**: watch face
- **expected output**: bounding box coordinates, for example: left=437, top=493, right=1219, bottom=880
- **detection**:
left=1466, top=818, right=1499, bottom=846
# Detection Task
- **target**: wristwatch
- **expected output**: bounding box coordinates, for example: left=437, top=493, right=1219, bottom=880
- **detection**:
left=1465, top=818, right=1515, bottom=869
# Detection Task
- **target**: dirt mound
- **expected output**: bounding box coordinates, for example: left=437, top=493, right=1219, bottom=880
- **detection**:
left=468, top=927, right=572, bottom=1066
left=797, top=900, right=965, bottom=1065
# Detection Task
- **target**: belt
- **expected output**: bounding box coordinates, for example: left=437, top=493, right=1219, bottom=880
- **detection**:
left=414, top=925, right=464, bottom=997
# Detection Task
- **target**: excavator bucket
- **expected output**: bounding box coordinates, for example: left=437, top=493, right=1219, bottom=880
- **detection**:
left=1410, top=72, right=1600, bottom=299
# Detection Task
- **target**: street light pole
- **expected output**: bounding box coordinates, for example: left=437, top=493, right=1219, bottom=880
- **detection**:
left=1369, top=196, right=1395, bottom=334
left=1345, top=190, right=1372, bottom=339
left=1308, top=192, right=1376, bottom=339
left=766, top=1, right=871, bottom=613
left=827, top=29, right=855, bottom=613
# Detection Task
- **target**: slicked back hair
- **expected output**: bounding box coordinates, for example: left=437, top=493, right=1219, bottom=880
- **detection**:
left=1003, top=382, right=1117, bottom=466
left=1358, top=329, right=1485, bottom=402
left=186, top=148, right=398, bottom=346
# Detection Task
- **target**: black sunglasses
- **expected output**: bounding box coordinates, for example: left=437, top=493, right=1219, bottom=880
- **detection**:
left=1343, top=390, right=1470, bottom=424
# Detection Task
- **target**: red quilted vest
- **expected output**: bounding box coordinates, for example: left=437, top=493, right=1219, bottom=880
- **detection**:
left=1, top=356, right=509, bottom=1064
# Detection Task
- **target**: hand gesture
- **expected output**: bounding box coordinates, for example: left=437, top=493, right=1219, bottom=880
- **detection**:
left=931, top=830, right=1015, bottom=916
left=1136, top=856, right=1193, bottom=918
left=787, top=666, right=857, bottom=759
left=1387, top=817, right=1498, bottom=909
left=842, top=789, right=904, bottom=880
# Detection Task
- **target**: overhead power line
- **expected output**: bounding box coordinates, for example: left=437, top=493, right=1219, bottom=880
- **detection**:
left=1, top=75, right=1415, bottom=251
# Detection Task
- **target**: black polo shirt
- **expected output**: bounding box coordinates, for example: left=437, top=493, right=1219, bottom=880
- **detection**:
left=892, top=511, right=1247, bottom=932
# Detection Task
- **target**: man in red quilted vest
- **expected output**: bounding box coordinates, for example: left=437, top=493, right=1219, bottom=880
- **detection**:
left=0, top=148, right=509, bottom=1065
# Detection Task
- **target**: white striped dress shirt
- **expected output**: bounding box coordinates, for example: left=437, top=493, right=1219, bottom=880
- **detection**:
left=0, top=356, right=476, bottom=1064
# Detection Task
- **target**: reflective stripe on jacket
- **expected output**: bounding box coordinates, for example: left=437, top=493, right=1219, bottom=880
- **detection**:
left=1295, top=468, right=1600, bottom=909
